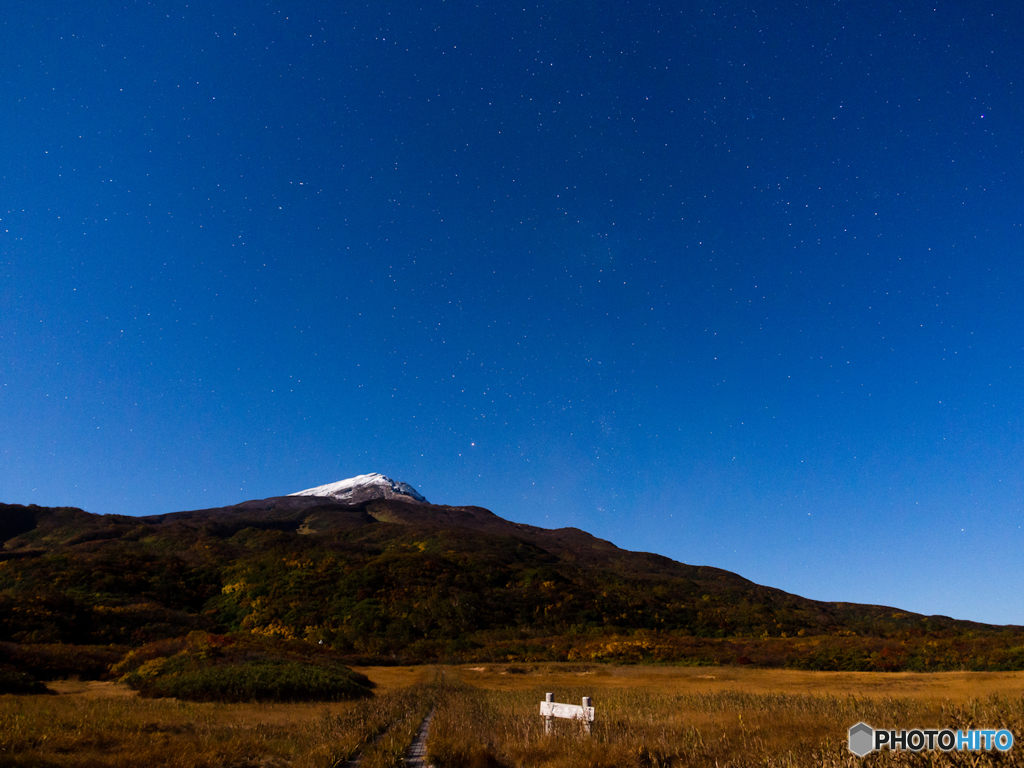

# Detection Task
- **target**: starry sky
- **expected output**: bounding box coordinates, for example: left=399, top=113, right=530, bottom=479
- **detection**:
left=2, top=1, right=1022, bottom=625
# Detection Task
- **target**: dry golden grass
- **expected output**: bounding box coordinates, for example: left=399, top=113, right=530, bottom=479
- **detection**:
left=0, top=681, right=433, bottom=768
left=0, top=693, right=305, bottom=767
left=448, top=662, right=1024, bottom=703
left=291, top=682, right=433, bottom=768
left=355, top=665, right=439, bottom=691
left=427, top=671, right=1024, bottom=768
left=354, top=695, right=433, bottom=768
left=45, top=680, right=138, bottom=699
left=4, top=665, right=1023, bottom=767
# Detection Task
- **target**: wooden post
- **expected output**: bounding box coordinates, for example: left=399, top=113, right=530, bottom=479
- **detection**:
left=545, top=692, right=554, bottom=735
left=582, top=697, right=592, bottom=735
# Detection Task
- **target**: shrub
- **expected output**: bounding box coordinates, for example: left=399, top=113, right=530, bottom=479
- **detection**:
left=128, top=658, right=371, bottom=702
left=0, top=664, right=50, bottom=694
left=0, top=641, right=126, bottom=680
left=116, top=631, right=373, bottom=702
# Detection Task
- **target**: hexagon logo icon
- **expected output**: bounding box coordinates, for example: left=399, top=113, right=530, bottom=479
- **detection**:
left=848, top=722, right=875, bottom=757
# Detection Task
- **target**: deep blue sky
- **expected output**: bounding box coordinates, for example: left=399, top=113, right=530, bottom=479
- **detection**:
left=2, top=1, right=1021, bottom=625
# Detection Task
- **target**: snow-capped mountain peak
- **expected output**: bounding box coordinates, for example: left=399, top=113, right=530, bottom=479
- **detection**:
left=288, top=473, right=428, bottom=504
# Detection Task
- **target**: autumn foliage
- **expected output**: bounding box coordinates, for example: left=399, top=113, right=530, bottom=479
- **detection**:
left=2, top=498, right=1023, bottom=690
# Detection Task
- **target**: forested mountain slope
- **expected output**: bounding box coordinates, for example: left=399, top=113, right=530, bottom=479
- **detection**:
left=1, top=497, right=1020, bottom=671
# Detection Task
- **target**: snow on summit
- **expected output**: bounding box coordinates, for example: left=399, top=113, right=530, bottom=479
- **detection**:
left=289, top=473, right=428, bottom=504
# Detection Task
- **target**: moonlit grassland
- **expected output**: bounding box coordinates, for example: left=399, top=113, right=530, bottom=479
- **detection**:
left=3, top=665, right=1023, bottom=767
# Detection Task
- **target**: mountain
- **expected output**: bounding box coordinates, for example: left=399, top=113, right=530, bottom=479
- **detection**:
left=2, top=478, right=1023, bottom=673
left=290, top=473, right=428, bottom=504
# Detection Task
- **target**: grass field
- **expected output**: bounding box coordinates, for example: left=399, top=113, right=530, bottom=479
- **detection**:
left=439, top=663, right=1024, bottom=702
left=2, top=665, right=1022, bottom=766
left=0, top=680, right=432, bottom=768
left=425, top=666, right=1024, bottom=767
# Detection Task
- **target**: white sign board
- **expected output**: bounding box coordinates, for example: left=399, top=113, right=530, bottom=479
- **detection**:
left=539, top=701, right=595, bottom=722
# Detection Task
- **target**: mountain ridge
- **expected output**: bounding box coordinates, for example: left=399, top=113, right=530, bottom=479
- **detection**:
left=2, top=492, right=1020, bottom=672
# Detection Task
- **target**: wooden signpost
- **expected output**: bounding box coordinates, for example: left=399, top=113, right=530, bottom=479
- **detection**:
left=540, top=692, right=595, bottom=735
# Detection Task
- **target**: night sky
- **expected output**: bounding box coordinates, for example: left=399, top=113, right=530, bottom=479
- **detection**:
left=2, top=1, right=1022, bottom=625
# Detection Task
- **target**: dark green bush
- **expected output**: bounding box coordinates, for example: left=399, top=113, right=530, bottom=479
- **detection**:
left=0, top=664, right=50, bottom=694
left=116, top=631, right=373, bottom=702
left=130, top=659, right=371, bottom=702
left=0, top=641, right=126, bottom=681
